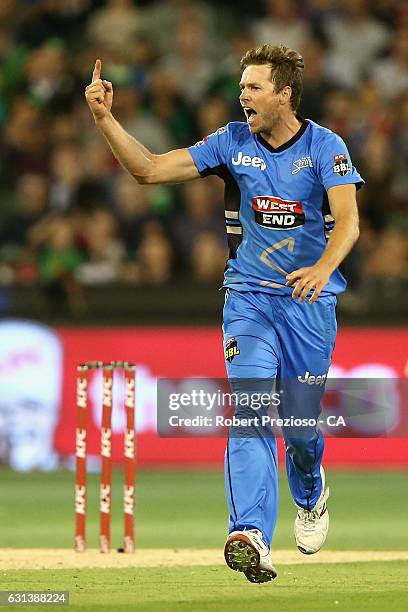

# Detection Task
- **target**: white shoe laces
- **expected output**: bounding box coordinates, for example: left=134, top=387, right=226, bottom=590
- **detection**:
left=298, top=508, right=321, bottom=530
left=298, top=488, right=329, bottom=531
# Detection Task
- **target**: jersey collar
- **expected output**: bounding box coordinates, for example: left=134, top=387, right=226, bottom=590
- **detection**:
left=256, top=116, right=308, bottom=154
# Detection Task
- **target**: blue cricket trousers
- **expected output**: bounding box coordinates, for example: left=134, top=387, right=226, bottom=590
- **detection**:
left=222, top=289, right=337, bottom=546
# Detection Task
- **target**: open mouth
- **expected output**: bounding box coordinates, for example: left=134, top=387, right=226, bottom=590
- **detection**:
left=244, top=107, right=257, bottom=124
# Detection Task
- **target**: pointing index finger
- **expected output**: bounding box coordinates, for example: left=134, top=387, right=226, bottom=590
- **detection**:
left=92, top=59, right=101, bottom=82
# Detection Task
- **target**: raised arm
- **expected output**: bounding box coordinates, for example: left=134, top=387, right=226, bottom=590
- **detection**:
left=85, top=59, right=199, bottom=184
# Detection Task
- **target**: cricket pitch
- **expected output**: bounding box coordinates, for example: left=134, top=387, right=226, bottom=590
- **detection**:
left=1, top=548, right=408, bottom=570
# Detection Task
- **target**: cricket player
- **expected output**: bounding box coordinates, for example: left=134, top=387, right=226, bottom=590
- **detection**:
left=85, top=44, right=363, bottom=583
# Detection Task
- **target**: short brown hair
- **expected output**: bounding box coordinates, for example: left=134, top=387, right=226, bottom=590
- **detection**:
left=240, top=44, right=304, bottom=111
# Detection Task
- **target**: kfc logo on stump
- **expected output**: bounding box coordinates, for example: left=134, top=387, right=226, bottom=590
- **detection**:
left=252, top=196, right=305, bottom=230
left=333, top=154, right=350, bottom=177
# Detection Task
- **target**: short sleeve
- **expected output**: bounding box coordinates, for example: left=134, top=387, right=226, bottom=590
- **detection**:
left=317, top=132, right=364, bottom=191
left=188, top=125, right=230, bottom=177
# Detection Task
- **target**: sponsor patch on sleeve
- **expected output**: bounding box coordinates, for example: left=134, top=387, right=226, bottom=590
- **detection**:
left=194, top=126, right=227, bottom=147
left=333, top=154, right=350, bottom=177
left=194, top=135, right=209, bottom=147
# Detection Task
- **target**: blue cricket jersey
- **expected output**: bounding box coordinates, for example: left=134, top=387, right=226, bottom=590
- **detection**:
left=188, top=119, right=364, bottom=295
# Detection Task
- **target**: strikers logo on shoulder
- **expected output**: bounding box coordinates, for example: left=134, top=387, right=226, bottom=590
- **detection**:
left=225, top=337, right=240, bottom=362
left=333, top=154, right=350, bottom=177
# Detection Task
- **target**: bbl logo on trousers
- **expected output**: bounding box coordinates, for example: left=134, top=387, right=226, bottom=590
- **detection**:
left=225, top=337, right=240, bottom=362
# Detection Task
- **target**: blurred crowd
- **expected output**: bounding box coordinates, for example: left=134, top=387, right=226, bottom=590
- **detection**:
left=0, top=0, right=407, bottom=314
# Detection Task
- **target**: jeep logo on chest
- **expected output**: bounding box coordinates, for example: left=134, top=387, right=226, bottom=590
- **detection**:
left=232, top=151, right=266, bottom=171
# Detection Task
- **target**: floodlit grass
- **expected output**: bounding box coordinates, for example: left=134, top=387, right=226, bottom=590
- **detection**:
left=0, top=469, right=406, bottom=550
left=2, top=562, right=408, bottom=611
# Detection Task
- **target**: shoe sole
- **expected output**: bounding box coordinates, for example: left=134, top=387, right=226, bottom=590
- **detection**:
left=297, top=545, right=314, bottom=555
left=224, top=534, right=277, bottom=584
left=244, top=567, right=277, bottom=583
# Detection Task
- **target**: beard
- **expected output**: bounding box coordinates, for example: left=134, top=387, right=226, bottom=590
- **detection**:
left=246, top=109, right=281, bottom=135
left=258, top=112, right=281, bottom=136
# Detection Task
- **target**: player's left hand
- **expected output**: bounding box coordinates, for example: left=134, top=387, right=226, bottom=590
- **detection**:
left=285, top=264, right=331, bottom=304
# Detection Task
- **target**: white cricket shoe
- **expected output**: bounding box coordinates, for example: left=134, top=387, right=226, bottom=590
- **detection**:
left=294, top=466, right=330, bottom=555
left=224, top=529, right=277, bottom=583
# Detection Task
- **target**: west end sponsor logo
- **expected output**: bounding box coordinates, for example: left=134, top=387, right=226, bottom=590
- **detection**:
left=252, top=195, right=305, bottom=230
left=232, top=151, right=266, bottom=171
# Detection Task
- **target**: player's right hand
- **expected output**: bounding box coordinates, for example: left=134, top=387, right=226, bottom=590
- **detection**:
left=85, top=59, right=113, bottom=122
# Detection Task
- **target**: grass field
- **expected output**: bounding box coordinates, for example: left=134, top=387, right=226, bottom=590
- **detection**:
left=2, top=562, right=408, bottom=611
left=0, top=469, right=407, bottom=610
